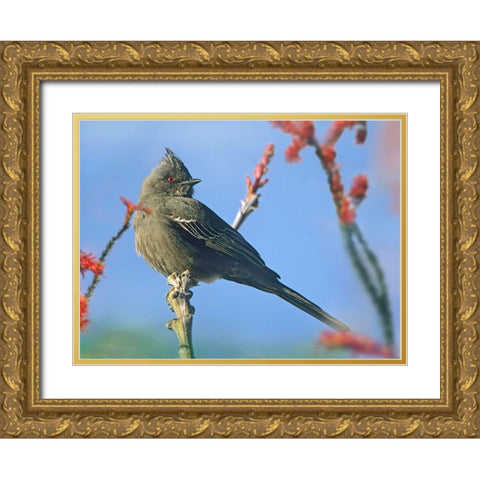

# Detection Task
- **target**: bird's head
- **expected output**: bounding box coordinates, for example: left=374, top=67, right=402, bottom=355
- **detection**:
left=141, top=148, right=201, bottom=198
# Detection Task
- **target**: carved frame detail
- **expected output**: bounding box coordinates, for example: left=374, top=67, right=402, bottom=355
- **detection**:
left=0, top=41, right=478, bottom=437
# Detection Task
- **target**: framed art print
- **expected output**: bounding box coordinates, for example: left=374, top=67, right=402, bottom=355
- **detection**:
left=0, top=41, right=478, bottom=437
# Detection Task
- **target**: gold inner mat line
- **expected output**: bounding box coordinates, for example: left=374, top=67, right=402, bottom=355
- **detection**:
left=73, top=113, right=407, bottom=365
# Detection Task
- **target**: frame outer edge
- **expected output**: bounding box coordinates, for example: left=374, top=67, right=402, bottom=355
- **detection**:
left=0, top=41, right=479, bottom=437
left=452, top=41, right=480, bottom=437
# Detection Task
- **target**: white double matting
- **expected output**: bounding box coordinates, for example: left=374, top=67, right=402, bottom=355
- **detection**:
left=41, top=81, right=440, bottom=399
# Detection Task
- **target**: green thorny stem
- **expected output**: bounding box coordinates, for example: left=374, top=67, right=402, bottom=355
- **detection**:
left=313, top=142, right=394, bottom=347
left=341, top=223, right=393, bottom=346
left=81, top=197, right=197, bottom=359
left=83, top=220, right=131, bottom=301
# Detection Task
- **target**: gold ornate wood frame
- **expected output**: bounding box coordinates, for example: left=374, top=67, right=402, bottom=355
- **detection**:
left=0, top=41, right=478, bottom=438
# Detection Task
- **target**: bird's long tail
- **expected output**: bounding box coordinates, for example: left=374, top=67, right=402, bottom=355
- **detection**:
left=225, top=269, right=349, bottom=332
left=244, top=276, right=349, bottom=332
left=274, top=283, right=349, bottom=332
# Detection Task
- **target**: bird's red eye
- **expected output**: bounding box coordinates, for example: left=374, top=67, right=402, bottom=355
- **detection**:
left=167, top=176, right=175, bottom=183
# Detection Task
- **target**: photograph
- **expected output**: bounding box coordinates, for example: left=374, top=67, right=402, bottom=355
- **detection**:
left=2, top=40, right=476, bottom=439
left=77, top=115, right=404, bottom=362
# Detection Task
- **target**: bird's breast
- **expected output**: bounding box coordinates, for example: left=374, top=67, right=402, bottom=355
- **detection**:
left=133, top=210, right=224, bottom=283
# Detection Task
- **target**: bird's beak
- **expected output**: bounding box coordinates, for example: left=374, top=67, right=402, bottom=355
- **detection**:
left=183, top=178, right=201, bottom=186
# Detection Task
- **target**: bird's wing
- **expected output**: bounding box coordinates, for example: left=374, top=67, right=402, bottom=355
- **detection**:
left=163, top=197, right=268, bottom=269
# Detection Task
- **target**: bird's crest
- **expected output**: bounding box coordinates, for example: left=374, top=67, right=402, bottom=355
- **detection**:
left=162, top=148, right=184, bottom=168
left=156, top=148, right=194, bottom=181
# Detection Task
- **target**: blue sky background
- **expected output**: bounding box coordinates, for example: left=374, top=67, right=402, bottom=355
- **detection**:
left=79, top=119, right=401, bottom=360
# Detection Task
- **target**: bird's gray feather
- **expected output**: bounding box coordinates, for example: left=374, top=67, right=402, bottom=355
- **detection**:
left=162, top=196, right=271, bottom=272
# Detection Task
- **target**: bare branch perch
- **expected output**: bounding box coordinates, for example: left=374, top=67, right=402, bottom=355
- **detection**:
left=165, top=270, right=196, bottom=359
left=231, top=194, right=260, bottom=230
left=165, top=147, right=274, bottom=358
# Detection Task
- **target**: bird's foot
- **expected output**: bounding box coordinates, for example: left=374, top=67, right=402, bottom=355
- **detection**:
left=166, top=270, right=196, bottom=317
left=167, top=269, right=197, bottom=289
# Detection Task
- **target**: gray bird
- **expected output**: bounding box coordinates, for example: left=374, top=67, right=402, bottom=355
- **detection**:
left=133, top=148, right=349, bottom=332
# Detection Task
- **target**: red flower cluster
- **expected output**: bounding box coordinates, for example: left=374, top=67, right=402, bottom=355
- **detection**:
left=330, top=171, right=344, bottom=202
left=79, top=252, right=100, bottom=333
left=245, top=143, right=274, bottom=199
left=349, top=174, right=369, bottom=204
left=271, top=119, right=369, bottom=226
left=79, top=196, right=154, bottom=334
left=339, top=197, right=356, bottom=225
left=284, top=139, right=305, bottom=163
left=80, top=295, right=90, bottom=332
left=354, top=122, right=368, bottom=145
left=80, top=251, right=105, bottom=277
left=317, top=121, right=369, bottom=225
left=318, top=331, right=393, bottom=358
left=325, top=120, right=356, bottom=145
left=120, top=196, right=152, bottom=225
left=326, top=120, right=367, bottom=146
left=271, top=121, right=315, bottom=162
left=320, top=145, right=337, bottom=171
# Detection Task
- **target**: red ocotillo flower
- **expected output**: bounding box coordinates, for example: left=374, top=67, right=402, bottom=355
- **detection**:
left=232, top=144, right=276, bottom=231
left=354, top=122, right=368, bottom=145
left=271, top=120, right=315, bottom=140
left=326, top=120, right=367, bottom=146
left=245, top=143, right=274, bottom=199
left=320, top=123, right=369, bottom=225
left=80, top=251, right=105, bottom=277
left=272, top=121, right=315, bottom=163
left=80, top=197, right=153, bottom=333
left=339, top=197, right=356, bottom=225
left=80, top=295, right=90, bottom=332
left=120, top=196, right=152, bottom=225
left=325, top=120, right=357, bottom=146
left=284, top=138, right=305, bottom=163
left=320, top=145, right=337, bottom=171
left=330, top=171, right=344, bottom=202
left=319, top=331, right=393, bottom=358
left=272, top=119, right=369, bottom=227
left=349, top=174, right=369, bottom=205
